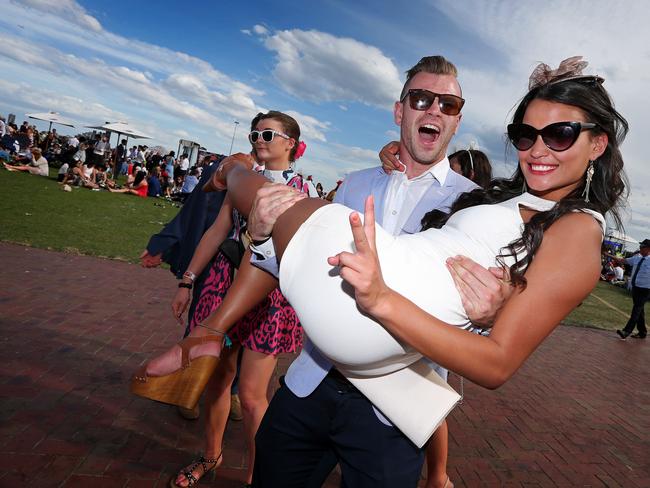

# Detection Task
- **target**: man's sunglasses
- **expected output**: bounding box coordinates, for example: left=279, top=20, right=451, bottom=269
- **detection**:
left=248, top=129, right=291, bottom=144
left=400, top=89, right=465, bottom=116
left=507, top=121, right=599, bottom=152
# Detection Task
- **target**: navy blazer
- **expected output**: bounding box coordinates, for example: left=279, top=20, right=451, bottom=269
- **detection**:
left=146, top=157, right=226, bottom=279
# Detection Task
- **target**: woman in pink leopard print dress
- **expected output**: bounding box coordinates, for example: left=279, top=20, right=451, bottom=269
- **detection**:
left=137, top=111, right=315, bottom=488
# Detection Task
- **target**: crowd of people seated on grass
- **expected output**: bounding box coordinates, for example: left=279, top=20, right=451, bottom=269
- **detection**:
left=1, top=113, right=339, bottom=203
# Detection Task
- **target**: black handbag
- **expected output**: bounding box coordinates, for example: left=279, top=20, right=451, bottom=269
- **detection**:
left=219, top=237, right=245, bottom=268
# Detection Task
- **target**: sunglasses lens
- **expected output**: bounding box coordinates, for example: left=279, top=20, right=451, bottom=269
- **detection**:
left=261, top=130, right=275, bottom=142
left=438, top=95, right=463, bottom=116
left=249, top=132, right=259, bottom=143
left=410, top=91, right=434, bottom=111
left=508, top=124, right=537, bottom=151
left=542, top=123, right=577, bottom=151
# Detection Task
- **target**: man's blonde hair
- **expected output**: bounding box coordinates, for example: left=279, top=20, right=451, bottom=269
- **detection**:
left=400, top=55, right=460, bottom=100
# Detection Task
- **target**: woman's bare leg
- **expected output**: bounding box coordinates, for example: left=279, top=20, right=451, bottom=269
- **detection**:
left=172, top=344, right=239, bottom=487
left=237, top=349, right=278, bottom=484
left=201, top=249, right=278, bottom=333
left=425, top=421, right=451, bottom=488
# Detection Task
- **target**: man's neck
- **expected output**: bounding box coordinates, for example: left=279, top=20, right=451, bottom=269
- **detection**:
left=398, top=150, right=444, bottom=179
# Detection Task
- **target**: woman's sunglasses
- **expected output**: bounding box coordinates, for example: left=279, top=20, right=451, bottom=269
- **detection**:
left=507, top=121, right=599, bottom=152
left=400, top=89, right=465, bottom=116
left=248, top=129, right=290, bottom=144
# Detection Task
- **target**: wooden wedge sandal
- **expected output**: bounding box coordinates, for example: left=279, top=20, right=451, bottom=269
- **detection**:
left=130, top=332, right=225, bottom=409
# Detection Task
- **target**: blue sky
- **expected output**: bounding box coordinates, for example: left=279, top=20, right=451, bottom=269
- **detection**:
left=0, top=0, right=648, bottom=241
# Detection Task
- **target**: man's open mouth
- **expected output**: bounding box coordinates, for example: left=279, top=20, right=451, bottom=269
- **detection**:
left=418, top=124, right=440, bottom=144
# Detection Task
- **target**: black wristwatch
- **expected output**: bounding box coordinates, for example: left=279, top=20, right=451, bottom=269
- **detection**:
left=178, top=282, right=192, bottom=289
left=244, top=228, right=271, bottom=247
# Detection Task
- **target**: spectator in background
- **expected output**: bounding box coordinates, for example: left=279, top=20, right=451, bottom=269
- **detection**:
left=0, top=115, right=6, bottom=137
left=316, top=182, right=324, bottom=198
left=3, top=147, right=49, bottom=176
left=79, top=161, right=99, bottom=189
left=164, top=154, right=175, bottom=178
left=613, top=264, right=625, bottom=282
left=14, top=129, right=30, bottom=152
left=93, top=135, right=110, bottom=164
left=325, top=179, right=343, bottom=201
left=74, top=142, right=87, bottom=166
left=448, top=148, right=493, bottom=189
left=60, top=159, right=84, bottom=186
left=178, top=153, right=190, bottom=177
left=114, top=138, right=128, bottom=179
left=148, top=166, right=163, bottom=197
left=179, top=166, right=199, bottom=200
left=1, top=125, right=18, bottom=156
left=136, top=146, right=147, bottom=165
left=95, top=164, right=108, bottom=188
left=57, top=160, right=69, bottom=182
left=41, top=131, right=55, bottom=153
left=614, top=239, right=650, bottom=340
left=68, top=134, right=79, bottom=149
left=108, top=170, right=148, bottom=197
left=168, top=175, right=184, bottom=200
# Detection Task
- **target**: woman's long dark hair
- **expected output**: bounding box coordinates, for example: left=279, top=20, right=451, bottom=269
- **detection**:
left=422, top=78, right=629, bottom=287
left=133, top=170, right=147, bottom=186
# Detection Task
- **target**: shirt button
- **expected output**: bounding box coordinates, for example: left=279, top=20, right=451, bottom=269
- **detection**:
left=392, top=210, right=397, bottom=215
left=265, top=251, right=272, bottom=256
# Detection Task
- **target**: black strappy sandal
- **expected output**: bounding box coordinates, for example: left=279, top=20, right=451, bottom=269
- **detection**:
left=169, top=453, right=222, bottom=487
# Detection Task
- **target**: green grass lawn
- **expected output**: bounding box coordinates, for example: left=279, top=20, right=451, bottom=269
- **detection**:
left=0, top=168, right=180, bottom=263
left=0, top=167, right=640, bottom=330
left=564, top=280, right=632, bottom=331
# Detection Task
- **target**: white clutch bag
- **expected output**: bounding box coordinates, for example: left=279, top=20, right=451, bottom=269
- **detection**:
left=342, top=358, right=461, bottom=448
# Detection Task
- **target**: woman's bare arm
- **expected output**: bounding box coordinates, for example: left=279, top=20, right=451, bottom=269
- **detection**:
left=337, top=201, right=603, bottom=389
left=184, top=195, right=234, bottom=276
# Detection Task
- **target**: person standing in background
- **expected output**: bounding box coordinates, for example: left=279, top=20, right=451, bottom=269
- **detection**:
left=615, top=239, right=650, bottom=339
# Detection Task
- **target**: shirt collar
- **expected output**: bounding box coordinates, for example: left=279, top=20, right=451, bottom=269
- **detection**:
left=394, top=156, right=451, bottom=184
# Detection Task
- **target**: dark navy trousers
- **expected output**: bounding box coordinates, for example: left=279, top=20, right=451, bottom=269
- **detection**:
left=252, top=375, right=424, bottom=488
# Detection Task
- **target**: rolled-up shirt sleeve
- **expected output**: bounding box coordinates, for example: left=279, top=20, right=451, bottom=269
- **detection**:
left=250, top=239, right=280, bottom=277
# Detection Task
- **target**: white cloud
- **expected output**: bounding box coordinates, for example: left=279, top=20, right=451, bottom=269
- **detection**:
left=0, top=79, right=126, bottom=124
left=258, top=28, right=402, bottom=109
left=15, top=0, right=102, bottom=32
left=253, top=24, right=268, bottom=35
left=285, top=111, right=330, bottom=143
left=241, top=29, right=252, bottom=36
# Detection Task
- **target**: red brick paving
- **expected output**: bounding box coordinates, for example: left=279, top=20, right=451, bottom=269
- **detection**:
left=0, top=242, right=648, bottom=487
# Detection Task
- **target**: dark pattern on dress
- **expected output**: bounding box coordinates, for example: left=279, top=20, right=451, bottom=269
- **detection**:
left=189, top=253, right=233, bottom=330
